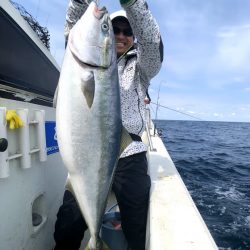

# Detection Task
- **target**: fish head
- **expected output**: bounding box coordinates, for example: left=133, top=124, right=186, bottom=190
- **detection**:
left=68, top=1, right=116, bottom=68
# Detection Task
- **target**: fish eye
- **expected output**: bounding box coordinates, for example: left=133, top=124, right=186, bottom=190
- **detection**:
left=101, top=22, right=109, bottom=32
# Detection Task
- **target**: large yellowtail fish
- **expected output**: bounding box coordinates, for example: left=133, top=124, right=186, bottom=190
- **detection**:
left=56, top=1, right=131, bottom=249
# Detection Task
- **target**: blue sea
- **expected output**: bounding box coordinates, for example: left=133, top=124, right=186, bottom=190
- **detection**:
left=154, top=120, right=250, bottom=250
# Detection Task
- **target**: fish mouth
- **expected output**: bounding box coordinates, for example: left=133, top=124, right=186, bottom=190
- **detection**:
left=81, top=62, right=100, bottom=68
left=72, top=52, right=109, bottom=69
left=93, top=6, right=108, bottom=19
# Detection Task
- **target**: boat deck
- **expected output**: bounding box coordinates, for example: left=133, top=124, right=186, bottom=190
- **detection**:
left=145, top=123, right=218, bottom=249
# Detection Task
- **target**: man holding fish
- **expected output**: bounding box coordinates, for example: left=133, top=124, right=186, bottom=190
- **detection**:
left=54, top=0, right=163, bottom=249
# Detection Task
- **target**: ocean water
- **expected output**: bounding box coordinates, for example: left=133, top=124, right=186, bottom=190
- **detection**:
left=154, top=120, right=250, bottom=250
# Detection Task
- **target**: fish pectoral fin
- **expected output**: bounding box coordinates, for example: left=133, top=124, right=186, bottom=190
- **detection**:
left=81, top=71, right=95, bottom=108
left=119, top=126, right=133, bottom=156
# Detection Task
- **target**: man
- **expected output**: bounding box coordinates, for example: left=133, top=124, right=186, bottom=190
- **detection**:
left=54, top=0, right=163, bottom=249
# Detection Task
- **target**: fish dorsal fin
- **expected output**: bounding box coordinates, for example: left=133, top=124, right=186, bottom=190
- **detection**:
left=119, top=127, right=133, bottom=156
left=81, top=71, right=95, bottom=108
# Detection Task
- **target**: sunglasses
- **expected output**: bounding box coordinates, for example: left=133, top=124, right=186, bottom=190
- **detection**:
left=113, top=26, right=133, bottom=37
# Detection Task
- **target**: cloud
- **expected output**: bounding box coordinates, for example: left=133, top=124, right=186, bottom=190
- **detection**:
left=161, top=81, right=187, bottom=90
left=150, top=90, right=250, bottom=122
left=158, top=0, right=250, bottom=93
left=12, top=0, right=250, bottom=123
left=213, top=24, right=250, bottom=71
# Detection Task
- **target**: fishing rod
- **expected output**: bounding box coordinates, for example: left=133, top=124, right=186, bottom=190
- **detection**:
left=153, top=81, right=162, bottom=136
left=150, top=102, right=203, bottom=121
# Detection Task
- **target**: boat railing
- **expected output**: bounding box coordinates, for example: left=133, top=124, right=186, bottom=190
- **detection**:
left=145, top=107, right=156, bottom=152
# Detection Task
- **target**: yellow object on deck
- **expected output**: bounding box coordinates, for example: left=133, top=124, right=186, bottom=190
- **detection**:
left=6, top=110, right=23, bottom=129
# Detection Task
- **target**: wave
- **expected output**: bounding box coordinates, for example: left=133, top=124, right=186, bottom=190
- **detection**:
left=158, top=120, right=250, bottom=250
left=214, top=186, right=246, bottom=201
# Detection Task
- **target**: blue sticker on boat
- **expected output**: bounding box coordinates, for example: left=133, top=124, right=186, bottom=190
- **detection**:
left=45, top=121, right=59, bottom=155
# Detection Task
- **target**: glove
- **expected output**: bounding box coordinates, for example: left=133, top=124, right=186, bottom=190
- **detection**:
left=6, top=110, right=23, bottom=129
left=120, top=0, right=136, bottom=7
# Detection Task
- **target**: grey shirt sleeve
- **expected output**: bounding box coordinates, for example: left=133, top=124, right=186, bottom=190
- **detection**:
left=123, top=0, right=164, bottom=85
left=64, top=0, right=89, bottom=44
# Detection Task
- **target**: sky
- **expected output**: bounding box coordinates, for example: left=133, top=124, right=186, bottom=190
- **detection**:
left=12, top=0, right=250, bottom=122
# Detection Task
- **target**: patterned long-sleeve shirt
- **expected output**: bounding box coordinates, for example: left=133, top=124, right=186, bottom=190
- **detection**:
left=65, top=0, right=163, bottom=157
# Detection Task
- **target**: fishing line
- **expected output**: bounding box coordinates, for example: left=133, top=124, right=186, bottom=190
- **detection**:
left=149, top=104, right=156, bottom=116
left=150, top=101, right=203, bottom=121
